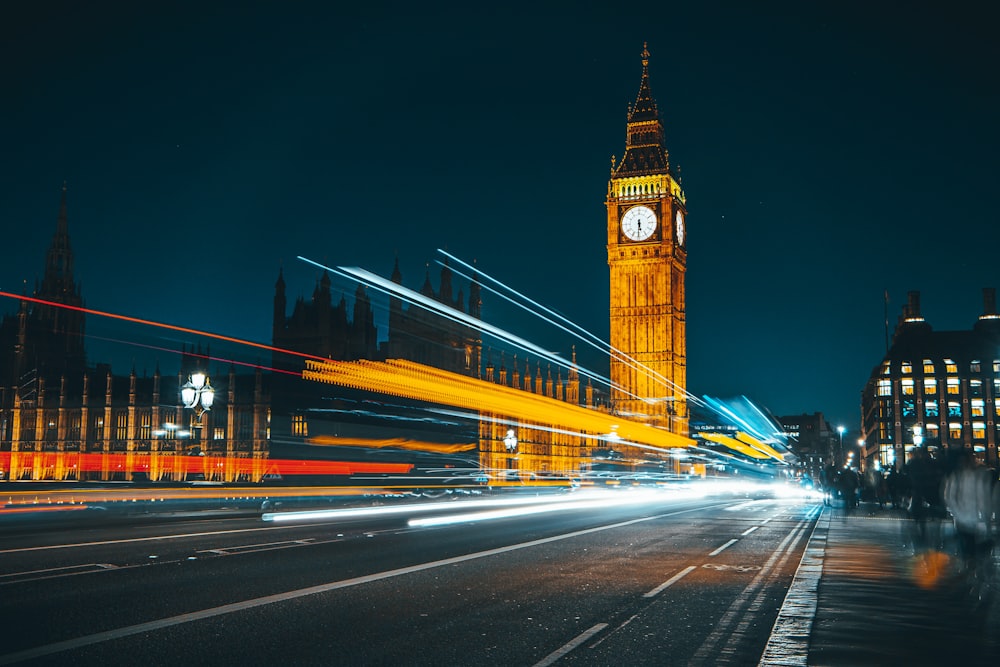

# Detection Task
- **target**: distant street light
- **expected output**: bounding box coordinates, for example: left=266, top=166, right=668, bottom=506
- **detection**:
left=837, top=425, right=846, bottom=466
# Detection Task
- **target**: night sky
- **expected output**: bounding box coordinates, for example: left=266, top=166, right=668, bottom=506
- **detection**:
left=3, top=1, right=998, bottom=432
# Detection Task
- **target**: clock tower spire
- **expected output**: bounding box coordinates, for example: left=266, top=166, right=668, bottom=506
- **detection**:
left=606, top=43, right=687, bottom=435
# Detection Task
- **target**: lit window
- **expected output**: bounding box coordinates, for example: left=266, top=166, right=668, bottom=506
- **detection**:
left=926, top=423, right=939, bottom=437
left=973, top=422, right=986, bottom=439
left=140, top=414, right=151, bottom=440
left=945, top=359, right=957, bottom=374
left=901, top=362, right=912, bottom=374
left=948, top=401, right=962, bottom=418
left=902, top=399, right=915, bottom=417
left=971, top=399, right=985, bottom=417
left=971, top=360, right=981, bottom=373
left=970, top=379, right=983, bottom=397
left=292, top=414, right=308, bottom=437
left=994, top=361, right=1000, bottom=373
left=882, top=362, right=891, bottom=376
left=923, top=359, right=935, bottom=374
left=214, top=428, right=225, bottom=440
left=878, top=379, right=892, bottom=396
left=116, top=413, right=128, bottom=440
left=924, top=378, right=937, bottom=394
left=925, top=401, right=939, bottom=418
left=949, top=423, right=962, bottom=439
left=947, top=378, right=960, bottom=395
left=901, top=378, right=914, bottom=395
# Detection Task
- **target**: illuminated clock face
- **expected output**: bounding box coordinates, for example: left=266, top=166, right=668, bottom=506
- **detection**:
left=675, top=209, right=685, bottom=246
left=621, top=205, right=657, bottom=241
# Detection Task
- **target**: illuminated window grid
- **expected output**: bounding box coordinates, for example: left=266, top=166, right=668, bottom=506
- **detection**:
left=947, top=378, right=960, bottom=395
left=924, top=378, right=937, bottom=394
left=901, top=362, right=912, bottom=375
left=923, top=359, right=935, bottom=374
left=901, top=379, right=914, bottom=395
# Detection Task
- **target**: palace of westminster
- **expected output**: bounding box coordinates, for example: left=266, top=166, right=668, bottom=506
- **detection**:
left=3, top=46, right=997, bottom=484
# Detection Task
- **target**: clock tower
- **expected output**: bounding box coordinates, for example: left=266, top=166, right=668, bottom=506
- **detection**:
left=607, top=43, right=687, bottom=434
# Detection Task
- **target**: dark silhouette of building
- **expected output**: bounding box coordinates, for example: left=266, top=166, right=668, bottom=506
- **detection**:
left=272, top=259, right=482, bottom=377
left=0, top=184, right=86, bottom=394
left=860, top=289, right=1000, bottom=471
left=268, top=259, right=483, bottom=448
left=777, top=412, right=836, bottom=485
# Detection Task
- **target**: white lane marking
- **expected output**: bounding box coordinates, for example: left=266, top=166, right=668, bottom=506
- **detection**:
left=758, top=506, right=825, bottom=667
left=0, top=505, right=717, bottom=665
left=689, top=514, right=812, bottom=666
left=194, top=538, right=315, bottom=555
left=0, top=563, right=115, bottom=580
left=643, top=565, right=696, bottom=598
left=0, top=524, right=311, bottom=554
left=709, top=538, right=738, bottom=556
left=532, top=623, right=609, bottom=667
left=741, top=526, right=759, bottom=536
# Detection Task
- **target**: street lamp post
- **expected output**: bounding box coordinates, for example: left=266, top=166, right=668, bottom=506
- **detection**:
left=181, top=372, right=215, bottom=445
left=181, top=372, right=215, bottom=417
left=837, top=425, right=846, bottom=466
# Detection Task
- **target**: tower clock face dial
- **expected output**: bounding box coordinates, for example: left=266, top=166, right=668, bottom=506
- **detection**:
left=621, top=205, right=657, bottom=241
left=675, top=209, right=685, bottom=245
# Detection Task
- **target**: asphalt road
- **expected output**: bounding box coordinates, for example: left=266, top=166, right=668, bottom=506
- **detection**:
left=0, top=489, right=820, bottom=666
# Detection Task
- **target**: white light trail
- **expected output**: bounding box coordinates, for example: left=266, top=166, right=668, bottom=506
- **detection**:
left=438, top=249, right=698, bottom=405
left=408, top=489, right=666, bottom=527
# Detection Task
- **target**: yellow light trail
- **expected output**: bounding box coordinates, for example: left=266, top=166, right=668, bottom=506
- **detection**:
left=304, top=358, right=694, bottom=453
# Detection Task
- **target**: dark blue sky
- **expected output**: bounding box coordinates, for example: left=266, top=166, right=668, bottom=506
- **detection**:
left=2, top=1, right=998, bottom=431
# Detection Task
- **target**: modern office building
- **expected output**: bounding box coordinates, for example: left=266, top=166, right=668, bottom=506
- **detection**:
left=859, top=289, right=1000, bottom=471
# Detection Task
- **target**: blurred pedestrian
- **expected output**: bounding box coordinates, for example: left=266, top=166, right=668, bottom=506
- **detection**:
left=837, top=466, right=860, bottom=512
left=905, top=446, right=945, bottom=553
left=885, top=467, right=901, bottom=509
left=943, top=451, right=994, bottom=571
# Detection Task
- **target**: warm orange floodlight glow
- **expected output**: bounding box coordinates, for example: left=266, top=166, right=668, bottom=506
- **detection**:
left=306, top=435, right=476, bottom=455
left=0, top=451, right=411, bottom=482
left=303, top=358, right=694, bottom=452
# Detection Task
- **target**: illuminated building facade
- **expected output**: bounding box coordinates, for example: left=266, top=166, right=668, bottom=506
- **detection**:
left=2, top=360, right=269, bottom=482
left=0, top=187, right=270, bottom=482
left=860, top=289, right=1000, bottom=471
left=606, top=44, right=687, bottom=434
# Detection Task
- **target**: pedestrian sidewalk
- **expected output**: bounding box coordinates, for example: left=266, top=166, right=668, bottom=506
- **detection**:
left=763, top=503, right=999, bottom=666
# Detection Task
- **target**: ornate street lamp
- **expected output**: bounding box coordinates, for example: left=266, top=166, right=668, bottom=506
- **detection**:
left=181, top=372, right=215, bottom=418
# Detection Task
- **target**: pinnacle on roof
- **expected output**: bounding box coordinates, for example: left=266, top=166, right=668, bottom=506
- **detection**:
left=613, top=43, right=671, bottom=179
left=628, top=42, right=659, bottom=123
